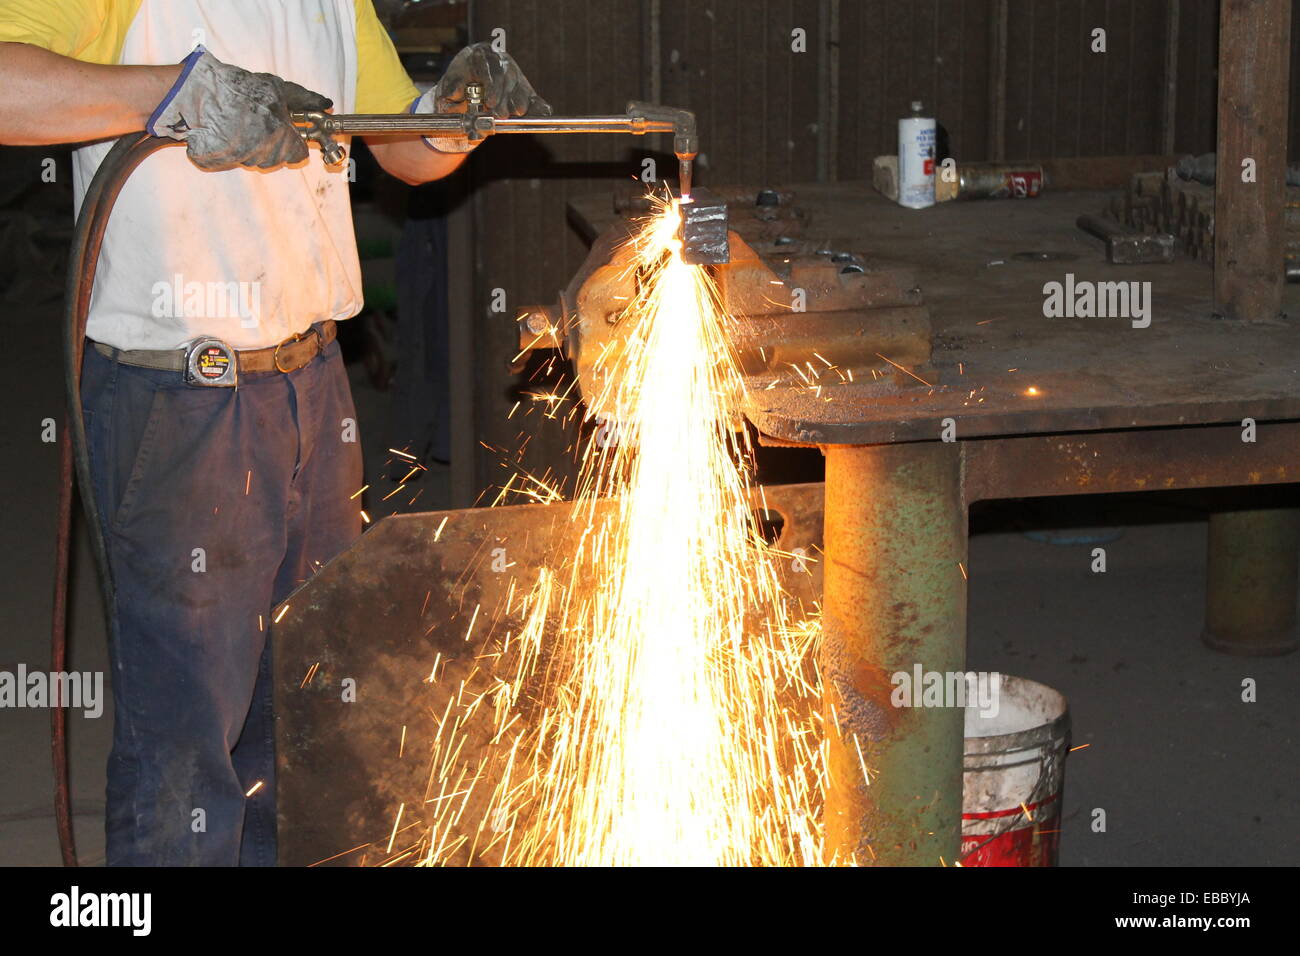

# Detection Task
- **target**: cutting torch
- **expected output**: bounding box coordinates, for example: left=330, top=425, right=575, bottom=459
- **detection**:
left=294, top=82, right=695, bottom=188
left=290, top=83, right=727, bottom=265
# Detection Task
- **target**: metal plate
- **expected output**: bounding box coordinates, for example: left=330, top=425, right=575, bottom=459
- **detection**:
left=273, top=483, right=824, bottom=866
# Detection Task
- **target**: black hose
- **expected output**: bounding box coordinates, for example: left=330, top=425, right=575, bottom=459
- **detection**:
left=53, top=132, right=174, bottom=866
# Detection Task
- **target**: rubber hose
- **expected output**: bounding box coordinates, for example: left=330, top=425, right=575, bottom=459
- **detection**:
left=53, top=132, right=174, bottom=866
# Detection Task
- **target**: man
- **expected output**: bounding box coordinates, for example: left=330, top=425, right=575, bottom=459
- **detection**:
left=0, top=0, right=549, bottom=866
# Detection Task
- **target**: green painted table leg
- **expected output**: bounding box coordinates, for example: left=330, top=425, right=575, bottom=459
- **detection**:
left=821, top=441, right=967, bottom=865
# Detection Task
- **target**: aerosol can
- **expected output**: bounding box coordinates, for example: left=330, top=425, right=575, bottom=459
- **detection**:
left=898, top=100, right=936, bottom=209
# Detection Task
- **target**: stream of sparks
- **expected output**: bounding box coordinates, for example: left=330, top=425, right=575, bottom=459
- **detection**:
left=413, top=198, right=826, bottom=867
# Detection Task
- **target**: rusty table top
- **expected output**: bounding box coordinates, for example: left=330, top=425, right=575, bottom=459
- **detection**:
left=570, top=184, right=1300, bottom=446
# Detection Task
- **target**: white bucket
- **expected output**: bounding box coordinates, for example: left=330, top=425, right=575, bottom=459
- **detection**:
left=961, top=675, right=1070, bottom=866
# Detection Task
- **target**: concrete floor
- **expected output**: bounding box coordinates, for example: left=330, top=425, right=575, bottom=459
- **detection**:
left=1, top=299, right=1296, bottom=866
left=967, top=502, right=1299, bottom=866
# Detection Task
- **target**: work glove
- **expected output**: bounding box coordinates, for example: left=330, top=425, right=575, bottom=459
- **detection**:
left=148, top=47, right=332, bottom=171
left=413, top=41, right=551, bottom=153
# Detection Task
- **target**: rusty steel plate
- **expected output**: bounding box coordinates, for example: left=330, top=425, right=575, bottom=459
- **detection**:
left=272, top=482, right=824, bottom=866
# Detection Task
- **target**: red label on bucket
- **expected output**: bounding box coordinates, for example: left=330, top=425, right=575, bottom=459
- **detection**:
left=961, top=795, right=1060, bottom=866
left=961, top=824, right=1059, bottom=867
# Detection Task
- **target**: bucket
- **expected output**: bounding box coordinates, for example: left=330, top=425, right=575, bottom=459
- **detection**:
left=960, top=675, right=1070, bottom=866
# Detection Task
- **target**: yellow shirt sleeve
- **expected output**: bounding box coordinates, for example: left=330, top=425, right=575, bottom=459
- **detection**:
left=354, top=0, right=420, bottom=113
left=0, top=0, right=139, bottom=64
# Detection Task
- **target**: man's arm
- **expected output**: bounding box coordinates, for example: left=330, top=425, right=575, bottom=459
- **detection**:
left=366, top=137, right=468, bottom=186
left=0, top=41, right=179, bottom=145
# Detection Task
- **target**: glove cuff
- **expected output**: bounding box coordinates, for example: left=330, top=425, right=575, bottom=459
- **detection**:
left=409, top=91, right=477, bottom=154
left=147, top=46, right=208, bottom=138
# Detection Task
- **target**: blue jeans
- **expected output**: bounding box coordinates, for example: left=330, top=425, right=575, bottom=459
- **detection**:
left=81, top=335, right=362, bottom=866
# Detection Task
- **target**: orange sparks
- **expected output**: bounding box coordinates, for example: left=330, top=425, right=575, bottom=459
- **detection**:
left=386, top=803, right=405, bottom=854
left=875, top=352, right=932, bottom=387
left=408, top=196, right=829, bottom=867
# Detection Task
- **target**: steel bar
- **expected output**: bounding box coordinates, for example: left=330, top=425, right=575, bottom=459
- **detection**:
left=821, top=441, right=965, bottom=866
left=1077, top=213, right=1176, bottom=264
left=1204, top=509, right=1300, bottom=655
left=677, top=186, right=729, bottom=264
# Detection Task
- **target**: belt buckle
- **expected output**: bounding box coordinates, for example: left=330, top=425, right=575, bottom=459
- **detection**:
left=184, top=338, right=238, bottom=387
left=273, top=326, right=323, bottom=374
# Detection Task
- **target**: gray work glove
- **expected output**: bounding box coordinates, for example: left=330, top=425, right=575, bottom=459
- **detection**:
left=413, top=41, right=551, bottom=153
left=148, top=47, right=332, bottom=171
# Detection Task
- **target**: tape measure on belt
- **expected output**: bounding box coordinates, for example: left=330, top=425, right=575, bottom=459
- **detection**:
left=91, top=321, right=338, bottom=387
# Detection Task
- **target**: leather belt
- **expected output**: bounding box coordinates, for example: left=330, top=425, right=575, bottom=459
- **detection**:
left=92, top=321, right=337, bottom=380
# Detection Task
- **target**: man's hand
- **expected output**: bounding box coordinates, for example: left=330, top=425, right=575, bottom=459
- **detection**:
left=149, top=47, right=332, bottom=171
left=412, top=42, right=551, bottom=154
left=434, top=42, right=551, bottom=118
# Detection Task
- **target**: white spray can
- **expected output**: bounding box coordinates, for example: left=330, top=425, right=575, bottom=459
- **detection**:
left=898, top=100, right=936, bottom=209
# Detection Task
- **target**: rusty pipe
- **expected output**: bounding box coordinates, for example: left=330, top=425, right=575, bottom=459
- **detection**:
left=821, top=441, right=966, bottom=865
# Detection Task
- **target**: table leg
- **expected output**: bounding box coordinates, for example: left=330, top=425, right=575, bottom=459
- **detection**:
left=821, top=441, right=967, bottom=865
left=1204, top=508, right=1300, bottom=655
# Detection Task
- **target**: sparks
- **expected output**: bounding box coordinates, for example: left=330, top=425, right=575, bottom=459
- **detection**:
left=411, top=196, right=828, bottom=867
left=875, top=352, right=932, bottom=387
